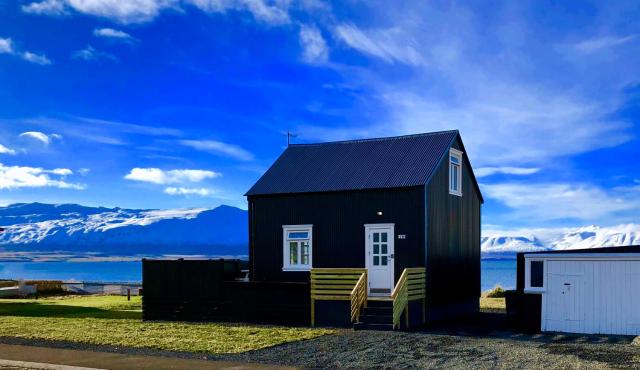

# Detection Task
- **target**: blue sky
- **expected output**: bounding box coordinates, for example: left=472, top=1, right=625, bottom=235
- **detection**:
left=0, top=0, right=639, bottom=230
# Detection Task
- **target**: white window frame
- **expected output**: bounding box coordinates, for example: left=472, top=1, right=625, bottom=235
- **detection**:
left=449, top=148, right=463, bottom=196
left=524, top=257, right=546, bottom=293
left=282, top=225, right=313, bottom=271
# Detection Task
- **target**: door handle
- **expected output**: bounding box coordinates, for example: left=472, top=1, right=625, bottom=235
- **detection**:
left=389, top=254, right=394, bottom=259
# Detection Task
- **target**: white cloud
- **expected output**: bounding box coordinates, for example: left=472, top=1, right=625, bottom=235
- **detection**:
left=334, top=24, right=425, bottom=66
left=21, top=0, right=68, bottom=15
left=78, top=168, right=90, bottom=176
left=475, top=167, right=540, bottom=178
left=72, top=46, right=116, bottom=61
left=49, top=168, right=73, bottom=176
left=179, top=139, right=254, bottom=161
left=0, top=144, right=16, bottom=155
left=0, top=38, right=14, bottom=54
left=295, top=3, right=636, bottom=174
left=574, top=34, right=637, bottom=53
left=187, top=0, right=290, bottom=25
left=21, top=51, right=52, bottom=65
left=64, top=0, right=177, bottom=23
left=483, top=182, right=640, bottom=222
left=93, top=28, right=136, bottom=43
left=0, top=38, right=52, bottom=65
left=19, top=131, right=61, bottom=145
left=124, top=168, right=220, bottom=185
left=0, top=163, right=85, bottom=190
left=299, top=24, right=328, bottom=64
left=302, top=82, right=632, bottom=167
left=164, top=187, right=213, bottom=196
left=23, top=0, right=290, bottom=24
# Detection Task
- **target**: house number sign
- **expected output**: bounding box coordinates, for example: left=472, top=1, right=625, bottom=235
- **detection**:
left=398, top=234, right=406, bottom=239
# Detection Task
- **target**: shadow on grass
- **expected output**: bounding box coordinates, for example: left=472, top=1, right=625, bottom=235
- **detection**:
left=0, top=302, right=141, bottom=319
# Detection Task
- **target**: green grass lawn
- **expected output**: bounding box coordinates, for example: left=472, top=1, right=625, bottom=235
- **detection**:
left=0, top=295, right=334, bottom=354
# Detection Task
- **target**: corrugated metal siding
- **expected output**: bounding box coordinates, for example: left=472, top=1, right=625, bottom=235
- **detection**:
left=246, top=131, right=458, bottom=196
left=425, top=137, right=482, bottom=316
left=249, top=187, right=425, bottom=283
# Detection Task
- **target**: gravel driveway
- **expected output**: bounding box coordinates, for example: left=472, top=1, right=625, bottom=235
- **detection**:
left=222, top=313, right=640, bottom=369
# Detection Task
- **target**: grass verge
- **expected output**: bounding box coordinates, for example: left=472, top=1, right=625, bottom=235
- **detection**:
left=0, top=295, right=334, bottom=354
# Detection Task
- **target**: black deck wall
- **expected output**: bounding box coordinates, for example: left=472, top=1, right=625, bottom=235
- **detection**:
left=142, top=259, right=309, bottom=324
left=248, top=187, right=425, bottom=283
left=425, top=138, right=482, bottom=321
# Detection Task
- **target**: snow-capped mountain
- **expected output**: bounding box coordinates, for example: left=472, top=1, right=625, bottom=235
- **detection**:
left=0, top=203, right=248, bottom=260
left=482, top=224, right=640, bottom=258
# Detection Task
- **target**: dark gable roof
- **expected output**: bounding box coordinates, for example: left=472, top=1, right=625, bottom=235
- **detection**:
left=246, top=130, right=470, bottom=197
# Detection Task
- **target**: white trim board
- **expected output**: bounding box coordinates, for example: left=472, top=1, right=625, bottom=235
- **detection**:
left=524, top=253, right=640, bottom=260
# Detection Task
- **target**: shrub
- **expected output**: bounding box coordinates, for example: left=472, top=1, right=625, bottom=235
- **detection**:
left=0, top=280, right=18, bottom=288
left=483, top=285, right=506, bottom=298
left=25, top=280, right=64, bottom=295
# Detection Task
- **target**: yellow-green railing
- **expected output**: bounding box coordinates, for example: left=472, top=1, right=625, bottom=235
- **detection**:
left=391, top=267, right=426, bottom=329
left=350, top=271, right=368, bottom=323
left=310, top=268, right=367, bottom=326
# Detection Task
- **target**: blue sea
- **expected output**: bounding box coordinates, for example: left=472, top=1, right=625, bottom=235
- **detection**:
left=0, top=259, right=517, bottom=291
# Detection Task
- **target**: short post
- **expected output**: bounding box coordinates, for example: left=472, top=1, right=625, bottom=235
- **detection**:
left=127, top=288, right=131, bottom=301
left=34, top=283, right=38, bottom=300
left=310, top=298, right=315, bottom=327
left=422, top=298, right=426, bottom=324
left=405, top=305, right=409, bottom=329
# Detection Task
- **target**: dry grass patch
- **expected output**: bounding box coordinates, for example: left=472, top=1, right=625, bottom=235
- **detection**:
left=480, top=297, right=506, bottom=312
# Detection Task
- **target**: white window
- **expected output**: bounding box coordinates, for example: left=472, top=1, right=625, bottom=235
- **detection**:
left=524, top=258, right=545, bottom=293
left=282, top=225, right=313, bottom=271
left=449, top=148, right=463, bottom=196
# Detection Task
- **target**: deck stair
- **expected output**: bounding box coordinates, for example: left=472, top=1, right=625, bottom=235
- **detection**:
left=310, top=267, right=425, bottom=329
left=353, top=298, right=394, bottom=331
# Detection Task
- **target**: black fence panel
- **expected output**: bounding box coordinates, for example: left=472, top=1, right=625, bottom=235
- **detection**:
left=142, top=259, right=309, bottom=325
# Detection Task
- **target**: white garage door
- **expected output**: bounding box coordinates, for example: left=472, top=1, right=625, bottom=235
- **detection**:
left=543, top=259, right=640, bottom=335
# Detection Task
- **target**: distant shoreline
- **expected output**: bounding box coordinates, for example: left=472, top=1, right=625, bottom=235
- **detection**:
left=0, top=253, right=249, bottom=263
left=0, top=255, right=514, bottom=262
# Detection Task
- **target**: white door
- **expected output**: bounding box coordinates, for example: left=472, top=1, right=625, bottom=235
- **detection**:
left=544, top=261, right=585, bottom=333
left=543, top=259, right=640, bottom=335
left=365, top=224, right=394, bottom=296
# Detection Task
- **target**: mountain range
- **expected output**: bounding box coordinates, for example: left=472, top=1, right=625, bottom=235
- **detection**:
left=481, top=224, right=640, bottom=258
left=0, top=203, right=638, bottom=261
left=0, top=202, right=248, bottom=261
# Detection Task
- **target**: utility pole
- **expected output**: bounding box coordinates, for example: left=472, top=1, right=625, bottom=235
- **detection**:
left=285, top=131, right=298, bottom=146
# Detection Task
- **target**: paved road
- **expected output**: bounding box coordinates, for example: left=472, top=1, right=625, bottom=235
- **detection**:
left=0, top=344, right=293, bottom=370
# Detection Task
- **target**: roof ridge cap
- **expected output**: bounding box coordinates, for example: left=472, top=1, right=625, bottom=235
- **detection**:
left=289, top=130, right=458, bottom=146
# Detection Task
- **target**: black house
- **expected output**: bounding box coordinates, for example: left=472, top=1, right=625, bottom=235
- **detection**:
left=245, top=130, right=483, bottom=328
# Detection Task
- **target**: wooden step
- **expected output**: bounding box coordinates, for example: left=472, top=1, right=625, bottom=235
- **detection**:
left=361, top=306, right=392, bottom=316
left=358, top=313, right=392, bottom=324
left=353, top=322, right=394, bottom=331
left=366, top=299, right=393, bottom=308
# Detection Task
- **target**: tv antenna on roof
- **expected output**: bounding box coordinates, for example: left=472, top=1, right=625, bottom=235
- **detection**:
left=285, top=131, right=298, bottom=146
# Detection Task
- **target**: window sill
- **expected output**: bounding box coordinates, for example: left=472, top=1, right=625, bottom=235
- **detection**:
left=449, top=190, right=462, bottom=197
left=282, top=266, right=311, bottom=272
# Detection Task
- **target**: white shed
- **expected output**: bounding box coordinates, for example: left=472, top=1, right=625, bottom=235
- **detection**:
left=523, top=252, right=640, bottom=335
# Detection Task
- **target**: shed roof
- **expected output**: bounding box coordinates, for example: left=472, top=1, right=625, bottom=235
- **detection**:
left=521, top=245, right=640, bottom=256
